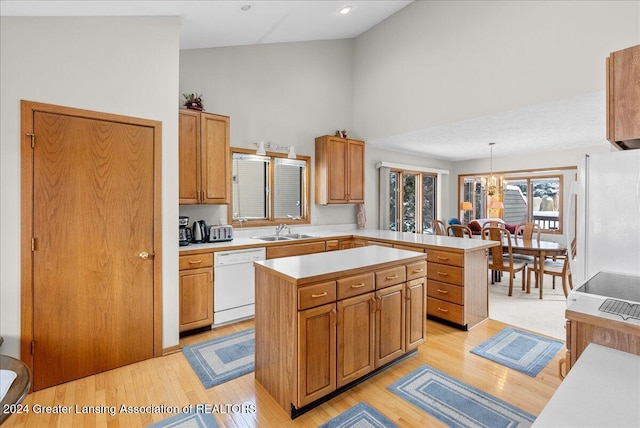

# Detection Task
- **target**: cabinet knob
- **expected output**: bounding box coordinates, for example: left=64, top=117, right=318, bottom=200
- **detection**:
left=139, top=251, right=152, bottom=260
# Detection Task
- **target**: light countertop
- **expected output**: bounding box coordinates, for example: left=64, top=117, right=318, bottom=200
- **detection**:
left=533, top=343, right=640, bottom=427
left=179, top=228, right=497, bottom=253
left=254, top=245, right=426, bottom=282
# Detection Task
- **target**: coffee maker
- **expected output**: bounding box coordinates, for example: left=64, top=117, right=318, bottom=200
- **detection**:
left=179, top=216, right=192, bottom=246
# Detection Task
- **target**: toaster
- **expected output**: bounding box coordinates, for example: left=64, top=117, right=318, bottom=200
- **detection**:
left=208, top=225, right=234, bottom=242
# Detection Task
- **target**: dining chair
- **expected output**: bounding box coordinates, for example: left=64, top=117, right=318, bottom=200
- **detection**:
left=482, top=226, right=527, bottom=296
left=533, top=237, right=576, bottom=297
left=447, top=224, right=472, bottom=238
left=484, top=220, right=506, bottom=228
left=432, top=219, right=447, bottom=236
left=515, top=222, right=541, bottom=290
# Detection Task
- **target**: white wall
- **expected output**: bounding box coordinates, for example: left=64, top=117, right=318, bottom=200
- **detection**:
left=179, top=40, right=359, bottom=226
left=0, top=17, right=181, bottom=357
left=353, top=0, right=640, bottom=141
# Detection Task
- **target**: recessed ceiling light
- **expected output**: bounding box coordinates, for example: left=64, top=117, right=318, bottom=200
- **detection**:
left=241, top=5, right=251, bottom=11
left=338, top=6, right=352, bottom=15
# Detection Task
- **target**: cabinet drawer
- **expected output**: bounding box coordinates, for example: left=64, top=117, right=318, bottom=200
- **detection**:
left=299, top=281, right=336, bottom=310
left=425, top=249, right=463, bottom=267
left=393, top=244, right=425, bottom=252
left=267, top=241, right=326, bottom=259
left=326, top=240, right=339, bottom=251
left=179, top=253, right=213, bottom=270
left=427, top=280, right=463, bottom=305
left=427, top=298, right=464, bottom=325
left=427, top=262, right=463, bottom=286
left=337, top=273, right=375, bottom=300
left=375, top=265, right=406, bottom=289
left=406, top=260, right=427, bottom=281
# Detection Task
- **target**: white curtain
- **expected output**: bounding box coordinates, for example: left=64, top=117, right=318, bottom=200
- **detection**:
left=378, top=166, right=391, bottom=230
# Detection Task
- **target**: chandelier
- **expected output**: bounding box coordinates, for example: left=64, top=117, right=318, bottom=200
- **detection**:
left=482, top=142, right=506, bottom=196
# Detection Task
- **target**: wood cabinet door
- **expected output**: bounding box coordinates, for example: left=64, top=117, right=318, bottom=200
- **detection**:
left=607, top=45, right=640, bottom=145
left=347, top=139, right=365, bottom=203
left=297, top=303, right=336, bottom=407
left=406, top=277, right=426, bottom=351
left=327, top=137, right=348, bottom=203
left=201, top=113, right=230, bottom=204
left=179, top=267, right=213, bottom=332
left=337, top=293, right=375, bottom=387
left=178, top=110, right=201, bottom=204
left=375, top=283, right=405, bottom=367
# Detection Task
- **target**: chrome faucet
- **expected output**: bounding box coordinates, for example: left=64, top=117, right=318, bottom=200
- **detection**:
left=275, top=224, right=287, bottom=236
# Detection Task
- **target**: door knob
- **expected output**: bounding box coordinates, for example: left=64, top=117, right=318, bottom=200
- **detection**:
left=139, top=251, right=151, bottom=260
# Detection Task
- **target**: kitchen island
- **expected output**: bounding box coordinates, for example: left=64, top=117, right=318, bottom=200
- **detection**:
left=253, top=246, right=427, bottom=417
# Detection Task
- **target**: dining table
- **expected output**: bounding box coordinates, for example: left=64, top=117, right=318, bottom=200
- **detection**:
left=503, top=237, right=567, bottom=299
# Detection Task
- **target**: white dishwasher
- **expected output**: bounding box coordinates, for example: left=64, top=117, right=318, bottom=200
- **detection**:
left=213, top=247, right=266, bottom=325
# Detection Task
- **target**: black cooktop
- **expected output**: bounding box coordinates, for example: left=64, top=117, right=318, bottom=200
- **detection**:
left=576, top=272, right=640, bottom=303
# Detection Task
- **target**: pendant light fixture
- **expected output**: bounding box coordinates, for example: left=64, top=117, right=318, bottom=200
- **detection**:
left=483, top=142, right=505, bottom=196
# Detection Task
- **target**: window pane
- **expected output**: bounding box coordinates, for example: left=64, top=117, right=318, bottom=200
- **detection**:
left=389, top=172, right=399, bottom=231
left=402, top=174, right=416, bottom=232
left=502, top=179, right=528, bottom=224
left=232, top=154, right=269, bottom=219
left=532, top=177, right=561, bottom=231
left=274, top=158, right=305, bottom=218
left=422, top=174, right=436, bottom=232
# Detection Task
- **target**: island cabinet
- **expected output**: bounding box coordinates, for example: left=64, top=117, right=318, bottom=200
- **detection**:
left=178, top=109, right=230, bottom=204
left=314, top=135, right=365, bottom=205
left=254, top=246, right=426, bottom=417
left=424, top=246, right=488, bottom=330
left=606, top=44, right=640, bottom=150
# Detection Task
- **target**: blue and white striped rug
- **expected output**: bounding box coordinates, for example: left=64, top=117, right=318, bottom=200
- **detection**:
left=147, top=410, right=218, bottom=428
left=470, top=327, right=564, bottom=377
left=319, top=402, right=397, bottom=428
left=182, top=328, right=254, bottom=389
left=388, top=365, right=535, bottom=428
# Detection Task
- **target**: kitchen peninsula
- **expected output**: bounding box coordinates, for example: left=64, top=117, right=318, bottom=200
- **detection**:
left=253, top=246, right=427, bottom=417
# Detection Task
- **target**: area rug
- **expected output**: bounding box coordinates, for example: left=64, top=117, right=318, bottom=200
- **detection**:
left=470, top=327, right=564, bottom=377
left=147, top=410, right=219, bottom=428
left=388, top=365, right=535, bottom=428
left=319, top=402, right=397, bottom=428
left=182, top=328, right=254, bottom=389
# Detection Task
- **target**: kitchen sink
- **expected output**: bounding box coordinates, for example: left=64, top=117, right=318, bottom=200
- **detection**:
left=252, top=236, right=293, bottom=241
left=282, top=233, right=316, bottom=239
left=251, top=233, right=317, bottom=241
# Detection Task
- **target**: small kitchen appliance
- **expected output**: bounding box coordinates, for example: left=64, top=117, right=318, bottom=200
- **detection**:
left=208, top=225, right=234, bottom=242
left=192, top=220, right=208, bottom=243
left=179, top=216, right=191, bottom=246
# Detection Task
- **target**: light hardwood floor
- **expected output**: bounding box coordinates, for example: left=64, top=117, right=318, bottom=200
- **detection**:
left=4, top=318, right=563, bottom=427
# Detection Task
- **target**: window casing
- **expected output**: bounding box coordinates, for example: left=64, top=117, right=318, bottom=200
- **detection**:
left=460, top=171, right=566, bottom=233
left=229, top=148, right=310, bottom=227
left=388, top=170, right=437, bottom=233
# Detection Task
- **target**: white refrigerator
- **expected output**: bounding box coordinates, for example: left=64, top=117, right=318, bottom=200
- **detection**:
left=575, top=149, right=640, bottom=284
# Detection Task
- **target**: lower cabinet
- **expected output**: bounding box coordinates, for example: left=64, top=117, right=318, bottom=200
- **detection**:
left=337, top=293, right=375, bottom=388
left=179, top=260, right=213, bottom=332
left=298, top=303, right=337, bottom=407
left=375, top=283, right=406, bottom=367
left=179, top=253, right=213, bottom=333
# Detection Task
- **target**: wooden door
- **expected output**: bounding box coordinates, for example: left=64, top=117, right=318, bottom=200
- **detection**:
left=347, top=139, right=365, bottom=203
left=375, top=283, right=405, bottom=367
left=297, top=303, right=336, bottom=407
left=405, top=277, right=426, bottom=351
left=178, top=109, right=201, bottom=204
left=21, top=101, right=162, bottom=391
left=337, top=293, right=375, bottom=388
left=179, top=267, right=213, bottom=332
left=201, top=113, right=230, bottom=204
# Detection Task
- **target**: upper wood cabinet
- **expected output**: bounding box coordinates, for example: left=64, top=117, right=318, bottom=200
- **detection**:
left=179, top=109, right=230, bottom=204
left=606, top=44, right=640, bottom=150
left=315, top=135, right=365, bottom=204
